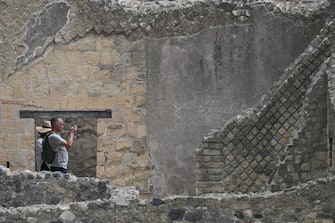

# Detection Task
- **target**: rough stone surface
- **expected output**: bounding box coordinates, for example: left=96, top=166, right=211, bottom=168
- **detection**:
left=0, top=0, right=334, bottom=201
left=147, top=3, right=329, bottom=196
left=17, top=2, right=70, bottom=66
left=1, top=166, right=335, bottom=222
left=196, top=19, right=335, bottom=194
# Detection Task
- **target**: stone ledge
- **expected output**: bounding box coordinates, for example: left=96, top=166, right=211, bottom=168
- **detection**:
left=1, top=166, right=335, bottom=222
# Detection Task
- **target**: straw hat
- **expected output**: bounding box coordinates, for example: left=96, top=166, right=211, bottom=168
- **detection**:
left=36, top=120, right=52, bottom=133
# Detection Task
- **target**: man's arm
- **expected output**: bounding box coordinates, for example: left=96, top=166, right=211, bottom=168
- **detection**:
left=60, top=125, right=78, bottom=149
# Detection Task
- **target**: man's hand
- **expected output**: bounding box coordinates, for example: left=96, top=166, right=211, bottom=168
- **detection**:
left=70, top=125, right=78, bottom=134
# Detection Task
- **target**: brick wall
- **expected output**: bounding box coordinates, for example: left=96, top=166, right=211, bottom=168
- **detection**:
left=196, top=20, right=335, bottom=194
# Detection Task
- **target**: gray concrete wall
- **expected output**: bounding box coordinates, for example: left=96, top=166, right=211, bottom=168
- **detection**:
left=147, top=5, right=326, bottom=196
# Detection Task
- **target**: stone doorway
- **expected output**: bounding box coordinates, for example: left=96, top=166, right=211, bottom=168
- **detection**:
left=35, top=118, right=97, bottom=177
left=22, top=109, right=111, bottom=177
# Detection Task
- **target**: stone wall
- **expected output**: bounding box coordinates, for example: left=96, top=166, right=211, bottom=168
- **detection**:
left=0, top=30, right=150, bottom=194
left=0, top=0, right=333, bottom=198
left=1, top=166, right=335, bottom=223
left=144, top=0, right=330, bottom=196
left=1, top=1, right=335, bottom=222
left=196, top=20, right=335, bottom=194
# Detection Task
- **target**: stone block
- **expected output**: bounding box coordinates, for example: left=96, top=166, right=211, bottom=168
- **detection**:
left=102, top=81, right=127, bottom=95
left=0, top=85, right=14, bottom=99
left=203, top=149, right=221, bottom=156
left=119, top=166, right=134, bottom=178
left=97, top=136, right=114, bottom=151
left=110, top=110, right=122, bottom=122
left=13, top=86, right=29, bottom=99
left=301, top=172, right=311, bottom=181
left=38, top=94, right=68, bottom=109
left=1, top=105, right=18, bottom=120
left=128, top=80, right=147, bottom=95
left=127, top=122, right=136, bottom=137
left=131, top=139, right=145, bottom=154
left=124, top=109, right=142, bottom=123
left=65, top=40, right=78, bottom=51
left=137, top=152, right=149, bottom=166
left=96, top=165, right=105, bottom=178
left=301, top=163, right=311, bottom=171
left=133, top=178, right=148, bottom=191
left=54, top=49, right=68, bottom=65
left=77, top=35, right=96, bottom=51
left=131, top=50, right=145, bottom=66
left=112, top=179, right=126, bottom=187
left=43, top=50, right=57, bottom=64
left=96, top=36, right=114, bottom=50
left=322, top=219, right=334, bottom=223
left=87, top=65, right=110, bottom=80
left=88, top=96, right=116, bottom=110
left=6, top=120, right=26, bottom=133
left=66, top=95, right=88, bottom=109
left=101, top=50, right=121, bottom=65
left=134, top=167, right=152, bottom=179
left=316, top=152, right=327, bottom=161
left=311, top=160, right=321, bottom=168
left=96, top=122, right=107, bottom=137
left=107, top=152, right=123, bottom=164
left=136, top=125, right=146, bottom=139
left=105, top=165, right=117, bottom=179
left=117, top=96, right=134, bottom=109
left=107, top=123, right=126, bottom=137
left=197, top=162, right=223, bottom=169
left=76, top=65, right=89, bottom=77
left=82, top=51, right=100, bottom=65
left=115, top=138, right=131, bottom=151
left=195, top=156, right=211, bottom=162
left=135, top=96, right=146, bottom=108
left=19, top=134, right=34, bottom=150
left=96, top=151, right=107, bottom=165
left=66, top=51, right=81, bottom=65
left=126, top=67, right=138, bottom=80
left=207, top=168, right=222, bottom=175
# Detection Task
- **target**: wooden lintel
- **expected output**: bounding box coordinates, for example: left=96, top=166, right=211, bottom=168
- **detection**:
left=20, top=109, right=112, bottom=119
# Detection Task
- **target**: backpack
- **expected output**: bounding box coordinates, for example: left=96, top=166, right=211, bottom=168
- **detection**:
left=41, top=133, right=56, bottom=164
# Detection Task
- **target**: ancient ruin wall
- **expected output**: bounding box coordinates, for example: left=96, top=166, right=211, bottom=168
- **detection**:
left=1, top=1, right=335, bottom=222
left=0, top=1, right=150, bottom=195
left=1, top=166, right=335, bottom=223
left=0, top=0, right=332, bottom=198
left=146, top=1, right=330, bottom=196
left=196, top=19, right=335, bottom=194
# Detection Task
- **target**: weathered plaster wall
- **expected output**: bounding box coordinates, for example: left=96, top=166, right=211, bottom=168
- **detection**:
left=196, top=21, right=335, bottom=194
left=147, top=6, right=327, bottom=196
left=0, top=0, right=333, bottom=199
